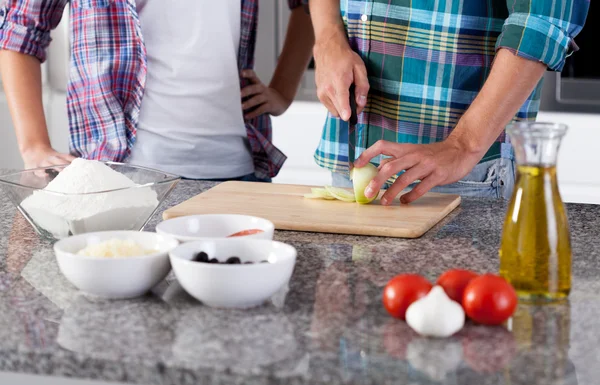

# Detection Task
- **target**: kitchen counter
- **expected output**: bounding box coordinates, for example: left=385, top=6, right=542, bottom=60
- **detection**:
left=0, top=179, right=599, bottom=385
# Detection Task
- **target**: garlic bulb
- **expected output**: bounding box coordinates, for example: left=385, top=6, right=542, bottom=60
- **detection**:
left=405, top=286, right=465, bottom=338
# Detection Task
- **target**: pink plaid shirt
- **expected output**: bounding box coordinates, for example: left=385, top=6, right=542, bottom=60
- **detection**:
left=0, top=0, right=303, bottom=179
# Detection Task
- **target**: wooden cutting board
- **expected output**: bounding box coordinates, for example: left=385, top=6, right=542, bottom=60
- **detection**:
left=162, top=182, right=461, bottom=238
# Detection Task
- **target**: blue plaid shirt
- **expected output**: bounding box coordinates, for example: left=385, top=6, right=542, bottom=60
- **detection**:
left=314, top=0, right=590, bottom=175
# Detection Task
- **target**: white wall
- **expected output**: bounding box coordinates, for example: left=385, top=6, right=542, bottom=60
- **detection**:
left=539, top=111, right=600, bottom=204
left=271, top=102, right=330, bottom=186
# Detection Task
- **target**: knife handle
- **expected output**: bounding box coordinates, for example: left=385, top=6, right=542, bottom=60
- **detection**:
left=349, top=84, right=358, bottom=126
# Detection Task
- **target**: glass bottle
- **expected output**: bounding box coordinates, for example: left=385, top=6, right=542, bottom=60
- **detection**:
left=499, top=122, right=571, bottom=302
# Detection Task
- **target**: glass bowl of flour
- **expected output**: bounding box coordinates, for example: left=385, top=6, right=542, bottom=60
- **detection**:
left=0, top=159, right=180, bottom=240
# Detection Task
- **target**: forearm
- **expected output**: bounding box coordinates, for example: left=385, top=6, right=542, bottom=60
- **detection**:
left=269, top=7, right=315, bottom=103
left=0, top=50, right=51, bottom=154
left=309, top=0, right=347, bottom=50
left=449, top=48, right=547, bottom=155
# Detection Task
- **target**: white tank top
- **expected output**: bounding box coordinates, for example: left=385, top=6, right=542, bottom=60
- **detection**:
left=129, top=0, right=254, bottom=179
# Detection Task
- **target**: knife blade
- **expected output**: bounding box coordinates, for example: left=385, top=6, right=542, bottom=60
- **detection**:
left=348, top=84, right=358, bottom=175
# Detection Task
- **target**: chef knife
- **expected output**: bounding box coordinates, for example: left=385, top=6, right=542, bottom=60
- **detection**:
left=348, top=84, right=358, bottom=175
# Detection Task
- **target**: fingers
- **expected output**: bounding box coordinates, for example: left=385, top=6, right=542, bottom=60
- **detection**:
left=59, top=153, right=76, bottom=162
left=355, top=140, right=404, bottom=168
left=353, top=64, right=370, bottom=114
left=364, top=156, right=419, bottom=199
left=241, top=69, right=261, bottom=84
left=317, top=92, right=339, bottom=118
left=400, top=176, right=440, bottom=204
left=32, top=158, right=56, bottom=177
left=245, top=104, right=270, bottom=120
left=33, top=161, right=51, bottom=176
left=41, top=156, right=61, bottom=167
left=331, top=81, right=351, bottom=121
left=56, top=154, right=75, bottom=165
left=25, top=149, right=75, bottom=177
left=242, top=94, right=267, bottom=111
left=31, top=153, right=73, bottom=175
left=241, top=83, right=265, bottom=98
left=380, top=166, right=430, bottom=205
left=378, top=157, right=393, bottom=169
left=316, top=72, right=352, bottom=120
left=48, top=154, right=70, bottom=166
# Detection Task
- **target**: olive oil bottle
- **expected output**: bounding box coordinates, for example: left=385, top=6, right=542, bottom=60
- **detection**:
left=499, top=123, right=571, bottom=302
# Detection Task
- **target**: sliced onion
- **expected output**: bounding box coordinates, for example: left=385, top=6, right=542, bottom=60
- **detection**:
left=324, top=186, right=356, bottom=202
left=303, top=193, right=335, bottom=200
left=311, top=188, right=335, bottom=199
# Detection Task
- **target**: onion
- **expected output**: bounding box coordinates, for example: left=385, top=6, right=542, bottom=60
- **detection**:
left=324, top=186, right=356, bottom=202
left=350, top=163, right=379, bottom=204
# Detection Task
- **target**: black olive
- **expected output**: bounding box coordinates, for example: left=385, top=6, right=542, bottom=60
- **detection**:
left=226, top=257, right=241, bottom=264
left=244, top=261, right=254, bottom=264
left=209, top=258, right=219, bottom=264
left=192, top=252, right=209, bottom=263
left=260, top=260, right=268, bottom=263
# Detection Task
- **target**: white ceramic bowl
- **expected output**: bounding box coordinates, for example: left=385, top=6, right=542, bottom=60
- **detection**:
left=156, top=214, right=274, bottom=242
left=169, top=238, right=296, bottom=308
left=54, top=231, right=179, bottom=299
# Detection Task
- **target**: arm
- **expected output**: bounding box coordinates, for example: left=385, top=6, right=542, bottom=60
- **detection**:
left=0, top=0, right=73, bottom=168
left=355, top=0, right=590, bottom=204
left=448, top=49, right=546, bottom=157
left=241, top=6, right=314, bottom=119
left=0, top=51, right=74, bottom=168
left=309, top=0, right=369, bottom=120
left=268, top=6, right=314, bottom=108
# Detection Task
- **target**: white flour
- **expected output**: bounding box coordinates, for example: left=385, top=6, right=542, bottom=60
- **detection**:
left=21, top=159, right=159, bottom=238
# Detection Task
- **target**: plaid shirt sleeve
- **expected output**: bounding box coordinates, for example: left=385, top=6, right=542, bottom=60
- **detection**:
left=0, top=0, right=68, bottom=62
left=496, top=0, right=590, bottom=71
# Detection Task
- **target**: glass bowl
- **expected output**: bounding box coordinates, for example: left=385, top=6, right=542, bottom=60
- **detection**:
left=0, top=162, right=181, bottom=240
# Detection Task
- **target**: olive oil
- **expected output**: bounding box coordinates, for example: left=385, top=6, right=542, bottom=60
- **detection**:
left=499, top=165, right=571, bottom=301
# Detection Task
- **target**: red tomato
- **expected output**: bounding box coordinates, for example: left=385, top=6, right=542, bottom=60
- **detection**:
left=462, top=274, right=518, bottom=325
left=227, top=229, right=264, bottom=237
left=436, top=269, right=479, bottom=303
left=382, top=274, right=432, bottom=320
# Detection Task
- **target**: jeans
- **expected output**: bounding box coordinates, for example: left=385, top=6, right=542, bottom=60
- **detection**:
left=332, top=158, right=516, bottom=200
left=184, top=173, right=271, bottom=183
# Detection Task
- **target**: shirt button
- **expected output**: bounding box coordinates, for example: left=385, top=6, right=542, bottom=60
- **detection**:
left=361, top=14, right=368, bottom=22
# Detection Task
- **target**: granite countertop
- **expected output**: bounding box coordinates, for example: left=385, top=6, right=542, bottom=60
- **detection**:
left=0, top=179, right=599, bottom=385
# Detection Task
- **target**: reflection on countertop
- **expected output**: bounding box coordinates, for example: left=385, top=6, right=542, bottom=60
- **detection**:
left=0, top=179, right=599, bottom=384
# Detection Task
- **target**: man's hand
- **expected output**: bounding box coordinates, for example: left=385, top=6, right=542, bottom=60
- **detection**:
left=353, top=138, right=481, bottom=205
left=241, top=70, right=291, bottom=120
left=22, top=145, right=75, bottom=170
left=313, top=35, right=369, bottom=121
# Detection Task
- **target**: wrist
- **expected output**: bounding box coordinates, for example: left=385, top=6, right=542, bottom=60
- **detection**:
left=446, top=119, right=488, bottom=156
left=313, top=27, right=350, bottom=59
left=20, top=141, right=52, bottom=158
left=268, top=81, right=294, bottom=107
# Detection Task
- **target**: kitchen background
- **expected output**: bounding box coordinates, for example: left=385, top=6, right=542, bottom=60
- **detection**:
left=0, top=1, right=598, bottom=204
